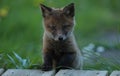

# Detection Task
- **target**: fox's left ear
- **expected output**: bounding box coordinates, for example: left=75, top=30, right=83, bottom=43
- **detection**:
left=40, top=4, right=52, bottom=17
left=63, top=3, right=74, bottom=17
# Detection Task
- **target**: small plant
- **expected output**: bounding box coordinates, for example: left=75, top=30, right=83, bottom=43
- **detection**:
left=7, top=52, right=31, bottom=69
left=82, top=43, right=120, bottom=72
left=82, top=43, right=103, bottom=62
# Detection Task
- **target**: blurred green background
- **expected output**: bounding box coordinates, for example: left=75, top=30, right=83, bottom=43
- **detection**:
left=0, top=0, right=120, bottom=71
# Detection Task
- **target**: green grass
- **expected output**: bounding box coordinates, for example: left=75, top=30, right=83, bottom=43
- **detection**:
left=0, top=0, right=120, bottom=71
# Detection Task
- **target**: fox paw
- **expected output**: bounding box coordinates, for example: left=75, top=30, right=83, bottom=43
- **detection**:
left=41, top=65, right=52, bottom=71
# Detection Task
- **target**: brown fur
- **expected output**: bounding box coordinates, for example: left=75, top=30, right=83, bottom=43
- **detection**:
left=40, top=3, right=83, bottom=71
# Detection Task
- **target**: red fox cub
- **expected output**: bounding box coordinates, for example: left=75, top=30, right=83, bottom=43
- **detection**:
left=40, top=3, right=83, bottom=71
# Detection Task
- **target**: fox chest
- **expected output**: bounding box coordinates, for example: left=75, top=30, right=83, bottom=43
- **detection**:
left=51, top=43, right=69, bottom=55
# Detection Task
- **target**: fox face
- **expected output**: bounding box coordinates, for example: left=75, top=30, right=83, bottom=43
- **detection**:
left=40, top=3, right=75, bottom=41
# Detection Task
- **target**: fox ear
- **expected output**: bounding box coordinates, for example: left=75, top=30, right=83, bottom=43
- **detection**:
left=63, top=3, right=74, bottom=17
left=40, top=4, right=52, bottom=17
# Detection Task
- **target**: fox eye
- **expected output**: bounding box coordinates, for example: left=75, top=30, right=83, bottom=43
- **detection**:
left=48, top=25, right=56, bottom=31
left=51, top=26, right=56, bottom=30
left=63, top=24, right=70, bottom=28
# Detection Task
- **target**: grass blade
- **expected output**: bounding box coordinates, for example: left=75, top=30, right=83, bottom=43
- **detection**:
left=7, top=54, right=19, bottom=68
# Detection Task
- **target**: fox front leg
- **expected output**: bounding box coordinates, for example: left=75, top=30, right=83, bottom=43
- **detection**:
left=41, top=52, right=53, bottom=71
left=56, top=53, right=76, bottom=71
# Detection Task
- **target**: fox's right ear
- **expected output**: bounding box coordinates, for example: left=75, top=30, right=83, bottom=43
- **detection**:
left=63, top=3, right=74, bottom=17
left=40, top=4, right=52, bottom=17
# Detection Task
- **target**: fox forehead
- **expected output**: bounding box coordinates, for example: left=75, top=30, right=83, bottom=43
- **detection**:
left=44, top=10, right=74, bottom=26
left=44, top=17, right=74, bottom=27
left=50, top=9, right=63, bottom=16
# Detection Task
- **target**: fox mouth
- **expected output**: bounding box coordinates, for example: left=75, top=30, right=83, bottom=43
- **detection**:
left=53, top=32, right=72, bottom=41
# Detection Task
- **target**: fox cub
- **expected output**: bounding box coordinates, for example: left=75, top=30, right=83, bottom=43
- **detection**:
left=40, top=3, right=83, bottom=71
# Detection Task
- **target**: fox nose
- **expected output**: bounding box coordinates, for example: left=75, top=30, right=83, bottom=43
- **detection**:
left=58, top=36, right=63, bottom=41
